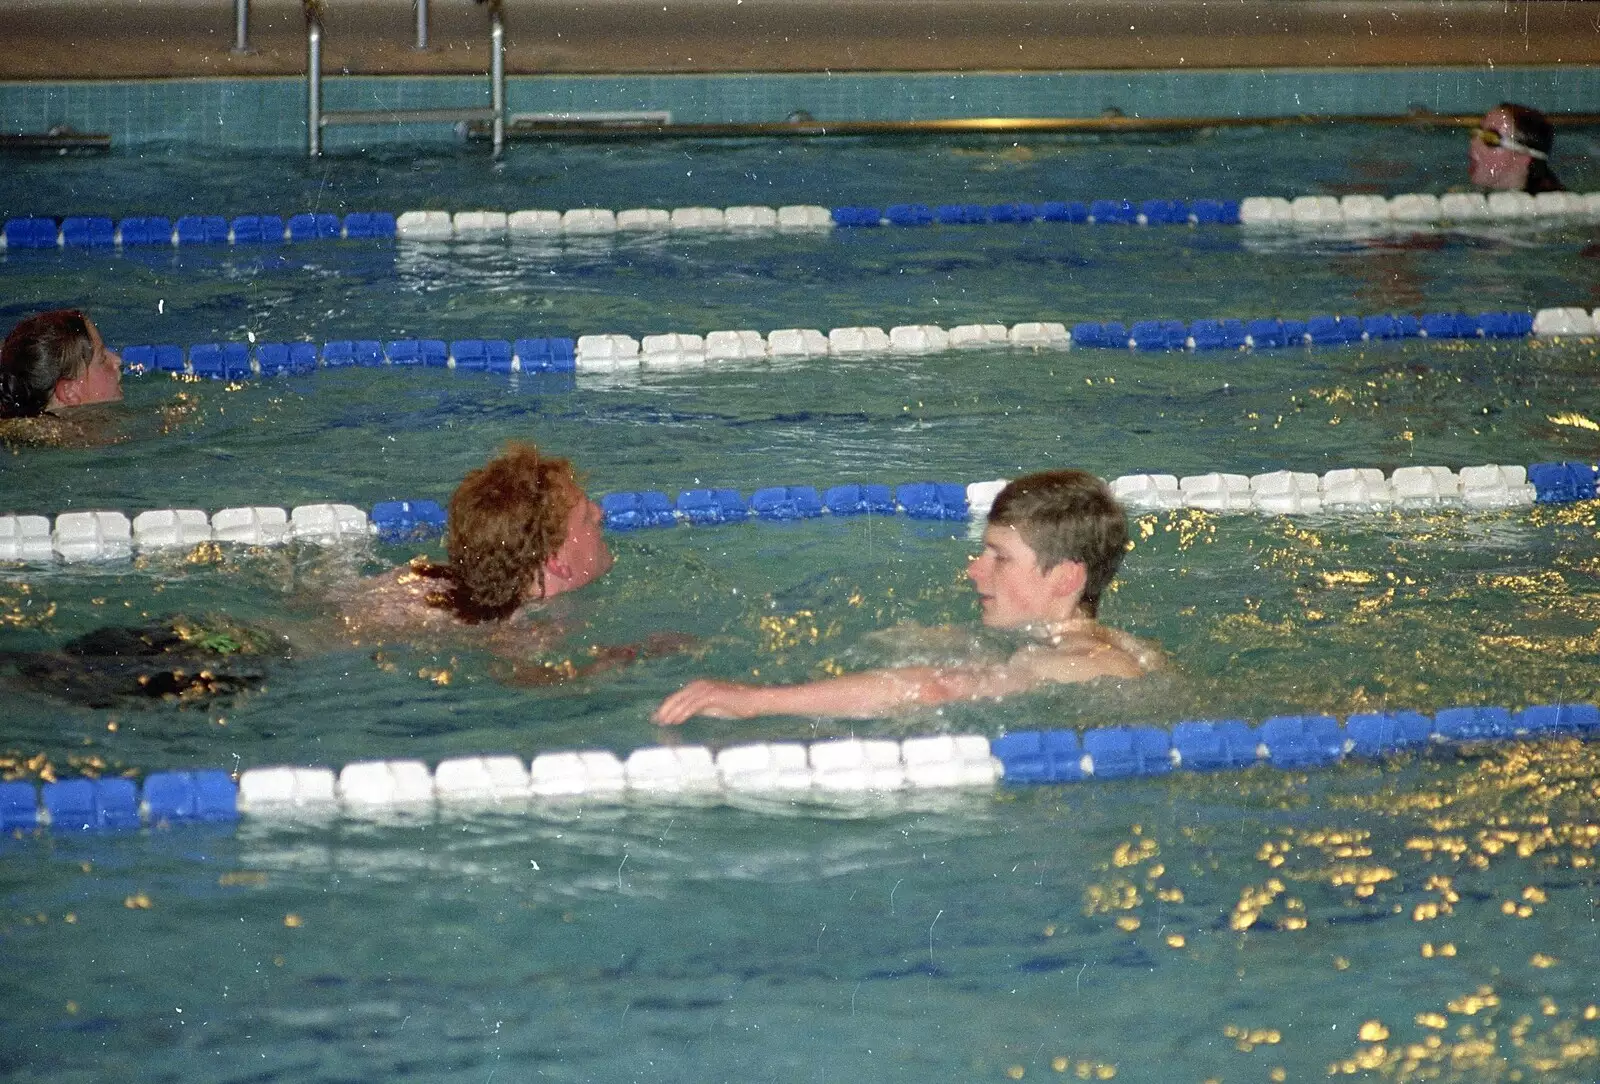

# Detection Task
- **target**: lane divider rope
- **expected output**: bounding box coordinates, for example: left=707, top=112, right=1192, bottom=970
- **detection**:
left=4, top=460, right=1595, bottom=562
left=104, top=306, right=1600, bottom=385
left=5, top=189, right=1598, bottom=250
left=3, top=701, right=1595, bottom=833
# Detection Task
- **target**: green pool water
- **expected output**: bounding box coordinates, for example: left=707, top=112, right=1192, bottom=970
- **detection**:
left=2, top=130, right=1599, bottom=1082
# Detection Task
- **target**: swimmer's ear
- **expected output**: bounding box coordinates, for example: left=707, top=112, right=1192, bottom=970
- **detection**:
left=51, top=376, right=84, bottom=407
left=1044, top=559, right=1086, bottom=600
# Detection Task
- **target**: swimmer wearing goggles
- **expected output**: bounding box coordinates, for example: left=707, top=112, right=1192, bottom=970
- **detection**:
left=1468, top=103, right=1563, bottom=194
left=1471, top=125, right=1547, bottom=160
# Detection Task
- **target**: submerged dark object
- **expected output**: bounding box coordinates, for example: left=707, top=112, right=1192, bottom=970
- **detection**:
left=0, top=126, right=110, bottom=154
left=10, top=617, right=285, bottom=708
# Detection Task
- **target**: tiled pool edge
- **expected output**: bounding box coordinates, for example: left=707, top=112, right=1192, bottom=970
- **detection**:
left=2, top=66, right=1595, bottom=151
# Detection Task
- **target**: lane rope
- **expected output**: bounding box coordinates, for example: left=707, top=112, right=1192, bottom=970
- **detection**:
left=3, top=701, right=1594, bottom=833
left=101, top=305, right=1598, bottom=386
left=4, top=189, right=1597, bottom=250
left=3, top=460, right=1594, bottom=562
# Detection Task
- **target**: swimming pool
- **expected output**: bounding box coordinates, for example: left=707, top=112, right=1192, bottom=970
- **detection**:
left=3, top=128, right=1600, bottom=1082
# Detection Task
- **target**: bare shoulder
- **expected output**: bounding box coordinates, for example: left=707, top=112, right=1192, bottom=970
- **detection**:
left=0, top=414, right=103, bottom=448
left=1099, top=625, right=1164, bottom=674
left=1012, top=623, right=1160, bottom=684
left=332, top=563, right=559, bottom=656
left=335, top=564, right=457, bottom=639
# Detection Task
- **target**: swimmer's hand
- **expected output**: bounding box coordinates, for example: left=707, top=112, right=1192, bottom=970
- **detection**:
left=652, top=680, right=767, bottom=725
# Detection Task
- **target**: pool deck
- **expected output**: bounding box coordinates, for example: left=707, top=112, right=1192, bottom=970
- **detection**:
left=2, top=0, right=1597, bottom=80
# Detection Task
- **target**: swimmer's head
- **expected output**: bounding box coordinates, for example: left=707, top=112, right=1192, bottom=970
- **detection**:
left=1470, top=103, right=1559, bottom=193
left=445, top=442, right=611, bottom=621
left=983, top=469, right=1127, bottom=619
left=0, top=309, right=123, bottom=418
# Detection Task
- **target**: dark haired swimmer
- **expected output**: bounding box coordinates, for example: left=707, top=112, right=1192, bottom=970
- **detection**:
left=1469, top=103, right=1563, bottom=195
left=0, top=309, right=127, bottom=446
left=653, top=469, right=1157, bottom=724
left=0, top=309, right=123, bottom=417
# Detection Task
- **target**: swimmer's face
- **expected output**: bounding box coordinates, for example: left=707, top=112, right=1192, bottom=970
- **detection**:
left=547, top=494, right=613, bottom=595
left=50, top=317, right=123, bottom=410
left=967, top=524, right=1079, bottom=629
left=1468, top=106, right=1532, bottom=192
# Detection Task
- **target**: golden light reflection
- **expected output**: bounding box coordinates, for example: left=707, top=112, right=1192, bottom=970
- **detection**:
left=1188, top=501, right=1600, bottom=713
left=1223, top=1024, right=1282, bottom=1052
left=0, top=582, right=55, bottom=629
left=756, top=610, right=823, bottom=654
left=1547, top=411, right=1600, bottom=431
left=1304, top=740, right=1600, bottom=1079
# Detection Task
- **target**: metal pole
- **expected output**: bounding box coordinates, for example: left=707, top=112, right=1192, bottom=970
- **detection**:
left=233, top=0, right=251, bottom=53
left=491, top=12, right=505, bottom=159
left=307, top=13, right=322, bottom=157
left=415, top=0, right=429, bottom=49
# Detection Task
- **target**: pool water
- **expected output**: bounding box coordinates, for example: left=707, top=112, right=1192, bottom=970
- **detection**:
left=3, top=129, right=1600, bottom=1082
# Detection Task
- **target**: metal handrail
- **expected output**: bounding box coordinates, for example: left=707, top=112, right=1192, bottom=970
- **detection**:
left=306, top=1, right=322, bottom=155
left=233, top=0, right=251, bottom=53
left=490, top=7, right=504, bottom=153
left=306, top=0, right=504, bottom=159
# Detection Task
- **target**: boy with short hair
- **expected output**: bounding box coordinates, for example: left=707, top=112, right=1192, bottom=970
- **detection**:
left=652, top=468, right=1155, bottom=724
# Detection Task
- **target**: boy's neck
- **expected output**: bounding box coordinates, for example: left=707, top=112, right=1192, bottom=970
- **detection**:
left=1025, top=608, right=1097, bottom=643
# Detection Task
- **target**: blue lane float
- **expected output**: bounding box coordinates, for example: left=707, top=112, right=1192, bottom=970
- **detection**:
left=2, top=459, right=1593, bottom=561
left=990, top=703, right=1600, bottom=788
left=369, top=499, right=448, bottom=543
left=1, top=213, right=399, bottom=249
left=3, top=702, right=1597, bottom=834
left=1, top=770, right=238, bottom=833
left=119, top=337, right=576, bottom=379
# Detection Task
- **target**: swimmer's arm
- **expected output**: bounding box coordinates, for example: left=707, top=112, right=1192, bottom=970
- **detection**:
left=652, top=663, right=1039, bottom=725
left=652, top=634, right=1157, bottom=724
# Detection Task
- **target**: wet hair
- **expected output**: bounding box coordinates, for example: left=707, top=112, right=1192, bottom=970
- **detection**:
left=987, top=469, right=1128, bottom=618
left=433, top=442, right=580, bottom=622
left=1499, top=103, right=1564, bottom=194
left=1501, top=103, right=1554, bottom=157
left=0, top=309, right=96, bottom=418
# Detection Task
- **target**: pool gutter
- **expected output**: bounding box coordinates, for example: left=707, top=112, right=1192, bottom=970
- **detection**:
left=467, top=110, right=1600, bottom=142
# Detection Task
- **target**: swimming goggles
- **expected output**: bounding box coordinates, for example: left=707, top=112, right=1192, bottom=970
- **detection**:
left=1472, top=126, right=1548, bottom=160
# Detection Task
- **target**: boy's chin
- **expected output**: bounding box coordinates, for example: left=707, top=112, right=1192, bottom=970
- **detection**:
left=978, top=610, right=1022, bottom=630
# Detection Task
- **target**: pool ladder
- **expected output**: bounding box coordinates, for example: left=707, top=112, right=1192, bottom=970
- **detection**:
left=304, top=0, right=506, bottom=159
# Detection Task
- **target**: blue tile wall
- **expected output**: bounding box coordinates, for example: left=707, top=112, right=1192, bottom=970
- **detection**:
left=1, top=67, right=1595, bottom=150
